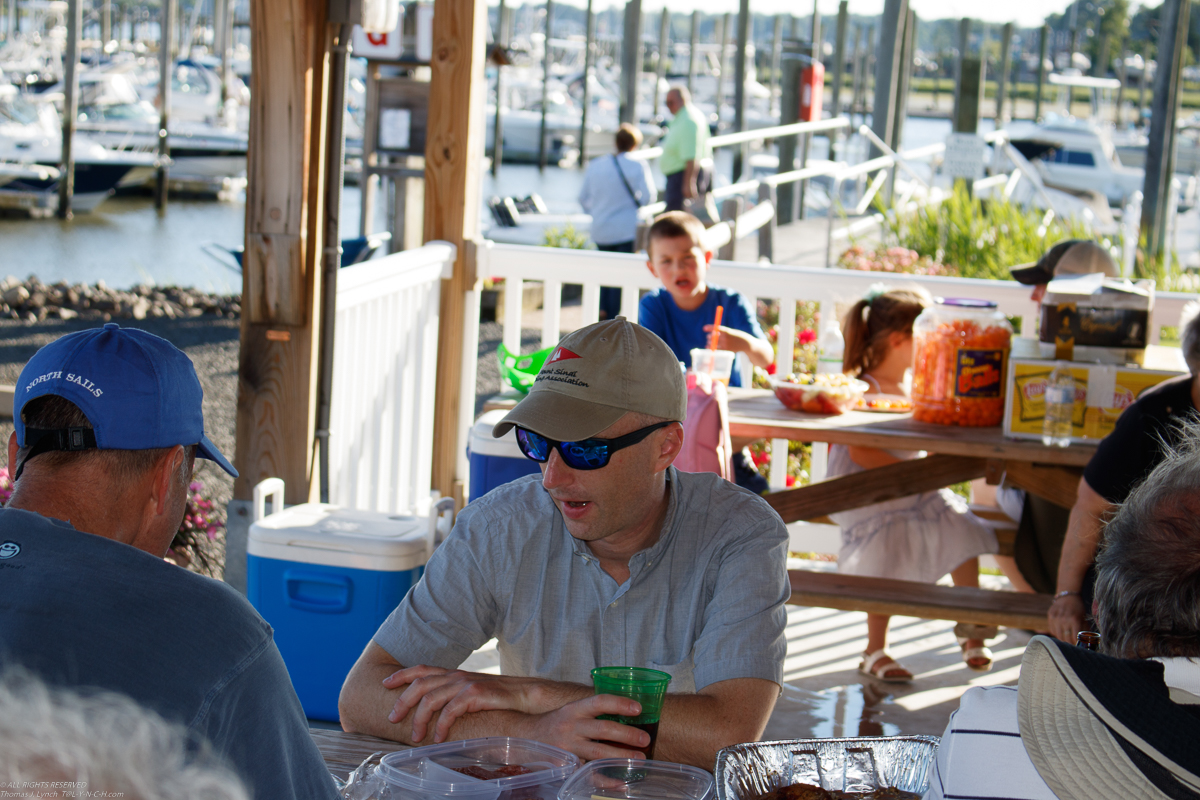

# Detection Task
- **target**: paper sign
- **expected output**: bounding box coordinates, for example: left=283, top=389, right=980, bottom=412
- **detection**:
left=944, top=132, right=987, bottom=180
left=352, top=25, right=402, bottom=60
left=379, top=108, right=412, bottom=150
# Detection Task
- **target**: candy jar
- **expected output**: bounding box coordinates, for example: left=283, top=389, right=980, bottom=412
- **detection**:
left=911, top=298, right=1012, bottom=426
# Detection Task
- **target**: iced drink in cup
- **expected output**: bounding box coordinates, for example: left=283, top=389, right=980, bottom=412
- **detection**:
left=591, top=666, right=671, bottom=759
left=689, top=349, right=735, bottom=386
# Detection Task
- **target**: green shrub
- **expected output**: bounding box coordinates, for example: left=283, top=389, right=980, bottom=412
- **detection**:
left=542, top=223, right=590, bottom=250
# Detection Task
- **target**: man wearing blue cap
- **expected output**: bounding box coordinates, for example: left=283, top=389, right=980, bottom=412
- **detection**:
left=0, top=324, right=337, bottom=800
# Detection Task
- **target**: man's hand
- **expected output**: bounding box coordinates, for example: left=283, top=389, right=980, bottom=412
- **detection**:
left=1048, top=594, right=1088, bottom=642
left=514, top=695, right=651, bottom=762
left=384, top=666, right=578, bottom=743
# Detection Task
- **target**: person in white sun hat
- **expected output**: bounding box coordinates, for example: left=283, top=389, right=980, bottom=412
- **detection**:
left=925, top=426, right=1200, bottom=800
left=340, top=318, right=789, bottom=770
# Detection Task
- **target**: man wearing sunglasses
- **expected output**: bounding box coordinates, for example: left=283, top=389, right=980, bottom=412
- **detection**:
left=340, top=319, right=789, bottom=769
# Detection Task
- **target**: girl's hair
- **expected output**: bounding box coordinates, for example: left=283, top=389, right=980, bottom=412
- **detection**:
left=841, top=286, right=931, bottom=375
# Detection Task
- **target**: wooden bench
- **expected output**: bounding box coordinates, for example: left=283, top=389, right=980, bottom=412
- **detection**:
left=788, top=570, right=1052, bottom=630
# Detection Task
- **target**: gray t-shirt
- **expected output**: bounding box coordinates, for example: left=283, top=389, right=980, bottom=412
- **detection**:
left=0, top=508, right=337, bottom=800
left=374, top=468, right=789, bottom=692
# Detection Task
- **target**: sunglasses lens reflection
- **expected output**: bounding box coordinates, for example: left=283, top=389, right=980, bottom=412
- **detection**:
left=516, top=429, right=550, bottom=462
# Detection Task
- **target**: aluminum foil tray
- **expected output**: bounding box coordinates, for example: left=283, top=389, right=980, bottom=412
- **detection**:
left=714, top=736, right=940, bottom=799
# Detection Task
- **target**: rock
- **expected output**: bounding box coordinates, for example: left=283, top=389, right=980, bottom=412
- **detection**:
left=57, top=308, right=78, bottom=320
left=3, top=286, right=29, bottom=306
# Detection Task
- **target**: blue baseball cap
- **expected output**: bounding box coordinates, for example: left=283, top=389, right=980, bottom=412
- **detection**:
left=14, top=323, right=237, bottom=477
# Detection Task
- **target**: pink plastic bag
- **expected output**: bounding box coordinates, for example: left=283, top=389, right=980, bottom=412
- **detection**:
left=675, top=371, right=734, bottom=480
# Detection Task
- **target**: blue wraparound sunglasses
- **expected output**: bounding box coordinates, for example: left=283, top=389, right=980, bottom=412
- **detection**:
left=515, top=421, right=675, bottom=470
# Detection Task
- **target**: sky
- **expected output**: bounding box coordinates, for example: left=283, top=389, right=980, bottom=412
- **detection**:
left=543, top=0, right=1085, bottom=29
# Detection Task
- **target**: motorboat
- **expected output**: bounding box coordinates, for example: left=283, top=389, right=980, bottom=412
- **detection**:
left=1004, top=114, right=1144, bottom=206
left=0, top=83, right=155, bottom=214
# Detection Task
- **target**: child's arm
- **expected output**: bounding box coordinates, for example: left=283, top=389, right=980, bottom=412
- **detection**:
left=703, top=325, right=775, bottom=369
left=846, top=445, right=904, bottom=469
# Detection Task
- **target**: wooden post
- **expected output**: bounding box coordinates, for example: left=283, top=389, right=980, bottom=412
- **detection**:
left=492, top=0, right=506, bottom=175
left=360, top=63, right=380, bottom=235
left=101, top=0, right=110, bottom=46
left=869, top=0, right=907, bottom=163
left=154, top=0, right=175, bottom=212
left=537, top=0, right=553, bottom=171
left=776, top=51, right=801, bottom=222
left=830, top=1, right=848, bottom=124
left=1141, top=0, right=1189, bottom=259
left=578, top=0, right=593, bottom=165
left=1035, top=23, right=1048, bottom=120
left=995, top=22, right=1012, bottom=125
left=890, top=9, right=915, bottom=156
left=769, top=15, right=783, bottom=117
left=850, top=25, right=863, bottom=120
left=57, top=0, right=80, bottom=220
left=234, top=0, right=332, bottom=506
left=1137, top=58, right=1149, bottom=127
left=796, top=6, right=819, bottom=219
left=758, top=183, right=776, bottom=262
left=654, top=7, right=669, bottom=116
left=732, top=0, right=749, bottom=180
left=687, top=9, right=698, bottom=95
left=952, top=17, right=970, bottom=127
left=619, top=0, right=641, bottom=124
left=1116, top=52, right=1127, bottom=127
left=715, top=12, right=731, bottom=128
left=955, top=58, right=984, bottom=133
left=718, top=197, right=742, bottom=261
left=428, top=0, right=488, bottom=501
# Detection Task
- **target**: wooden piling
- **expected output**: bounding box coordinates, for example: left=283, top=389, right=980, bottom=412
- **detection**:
left=579, top=0, right=594, bottom=165
left=869, top=0, right=907, bottom=162
left=770, top=15, right=783, bottom=117
left=687, top=10, right=698, bottom=94
left=619, top=0, right=641, bottom=124
left=1035, top=23, right=1048, bottom=120
left=995, top=22, right=1012, bottom=125
left=715, top=13, right=731, bottom=128
left=154, top=0, right=174, bottom=212
left=537, top=0, right=553, bottom=171
left=654, top=8, right=669, bottom=116
left=732, top=0, right=750, bottom=180
left=952, top=17, right=970, bottom=128
left=1141, top=0, right=1190, bottom=258
left=57, top=0, right=81, bottom=220
left=830, top=1, right=848, bottom=123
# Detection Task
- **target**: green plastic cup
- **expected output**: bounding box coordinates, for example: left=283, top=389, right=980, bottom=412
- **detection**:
left=591, top=666, right=672, bottom=759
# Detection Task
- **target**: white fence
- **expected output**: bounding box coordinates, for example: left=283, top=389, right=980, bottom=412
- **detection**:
left=465, top=241, right=1195, bottom=495
left=329, top=241, right=455, bottom=515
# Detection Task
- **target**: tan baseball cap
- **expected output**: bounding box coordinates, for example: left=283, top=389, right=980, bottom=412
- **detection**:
left=492, top=318, right=687, bottom=441
left=1010, top=240, right=1119, bottom=285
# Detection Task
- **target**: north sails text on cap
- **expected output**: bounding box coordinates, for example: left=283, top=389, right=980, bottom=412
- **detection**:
left=492, top=317, right=687, bottom=442
left=13, top=322, right=237, bottom=478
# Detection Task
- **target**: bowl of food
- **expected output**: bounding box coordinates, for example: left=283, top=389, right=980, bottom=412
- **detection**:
left=769, top=374, right=871, bottom=415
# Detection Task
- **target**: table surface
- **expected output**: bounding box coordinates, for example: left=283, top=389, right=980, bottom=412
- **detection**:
left=311, top=728, right=410, bottom=782
left=726, top=388, right=1098, bottom=467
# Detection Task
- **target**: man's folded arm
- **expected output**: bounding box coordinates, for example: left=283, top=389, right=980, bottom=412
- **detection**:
left=652, top=677, right=779, bottom=769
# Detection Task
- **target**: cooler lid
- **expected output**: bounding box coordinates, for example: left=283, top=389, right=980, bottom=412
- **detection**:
left=469, top=409, right=527, bottom=458
left=249, top=503, right=429, bottom=558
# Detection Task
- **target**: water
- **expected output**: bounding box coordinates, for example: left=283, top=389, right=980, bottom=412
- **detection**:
left=1042, top=362, right=1075, bottom=447
left=0, top=117, right=967, bottom=292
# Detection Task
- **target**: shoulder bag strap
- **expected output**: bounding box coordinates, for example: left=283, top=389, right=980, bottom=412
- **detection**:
left=612, top=154, right=643, bottom=208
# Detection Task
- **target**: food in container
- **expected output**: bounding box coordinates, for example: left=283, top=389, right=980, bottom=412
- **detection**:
left=556, top=758, right=714, bottom=800
left=770, top=374, right=871, bottom=415
left=862, top=394, right=912, bottom=413
left=375, top=737, right=579, bottom=800
left=911, top=298, right=1012, bottom=427
left=713, top=736, right=939, bottom=800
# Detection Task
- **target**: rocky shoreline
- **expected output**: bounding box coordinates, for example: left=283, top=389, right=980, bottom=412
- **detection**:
left=0, top=277, right=240, bottom=323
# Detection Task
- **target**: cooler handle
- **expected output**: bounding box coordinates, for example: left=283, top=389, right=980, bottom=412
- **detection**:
left=253, top=478, right=286, bottom=522
left=283, top=569, right=352, bottom=614
left=428, top=494, right=456, bottom=561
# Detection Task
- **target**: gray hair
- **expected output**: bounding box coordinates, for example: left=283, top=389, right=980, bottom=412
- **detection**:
left=1094, top=419, right=1200, bottom=659
left=1180, top=301, right=1200, bottom=375
left=0, top=669, right=249, bottom=800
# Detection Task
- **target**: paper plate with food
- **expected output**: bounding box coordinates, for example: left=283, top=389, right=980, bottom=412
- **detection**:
left=860, top=393, right=913, bottom=413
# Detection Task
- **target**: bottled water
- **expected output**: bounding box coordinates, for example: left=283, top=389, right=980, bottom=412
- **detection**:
left=1042, top=362, right=1075, bottom=447
left=816, top=321, right=845, bottom=375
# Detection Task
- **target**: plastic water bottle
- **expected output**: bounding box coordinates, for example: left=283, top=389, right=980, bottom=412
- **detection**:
left=1042, top=362, right=1075, bottom=448
left=816, top=322, right=844, bottom=375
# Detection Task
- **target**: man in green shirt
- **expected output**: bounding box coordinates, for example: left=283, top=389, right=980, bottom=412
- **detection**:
left=661, top=86, right=712, bottom=212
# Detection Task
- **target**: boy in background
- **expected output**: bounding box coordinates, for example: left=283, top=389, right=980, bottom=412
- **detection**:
left=639, top=211, right=773, bottom=388
left=639, top=211, right=773, bottom=492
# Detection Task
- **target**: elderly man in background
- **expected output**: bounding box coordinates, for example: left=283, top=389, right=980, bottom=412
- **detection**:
left=925, top=431, right=1200, bottom=799
left=340, top=319, right=789, bottom=769
left=0, top=324, right=337, bottom=800
left=579, top=122, right=656, bottom=320
left=661, top=86, right=713, bottom=215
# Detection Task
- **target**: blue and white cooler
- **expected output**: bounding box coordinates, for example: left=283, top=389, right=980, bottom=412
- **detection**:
left=246, top=478, right=453, bottom=722
left=467, top=408, right=540, bottom=503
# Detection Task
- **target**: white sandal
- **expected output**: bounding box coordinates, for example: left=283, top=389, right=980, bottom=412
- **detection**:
left=858, top=649, right=913, bottom=683
left=954, top=623, right=996, bottom=673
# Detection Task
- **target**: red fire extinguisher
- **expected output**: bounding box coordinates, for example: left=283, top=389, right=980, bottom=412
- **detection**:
left=798, top=56, right=825, bottom=122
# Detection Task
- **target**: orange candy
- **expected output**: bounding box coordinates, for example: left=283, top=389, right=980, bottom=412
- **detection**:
left=912, top=320, right=1011, bottom=427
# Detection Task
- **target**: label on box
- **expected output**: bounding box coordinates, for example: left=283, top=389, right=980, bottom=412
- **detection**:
left=1040, top=303, right=1150, bottom=349
left=955, top=348, right=1005, bottom=398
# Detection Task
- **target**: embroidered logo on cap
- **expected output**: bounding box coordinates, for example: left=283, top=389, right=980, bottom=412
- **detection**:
left=545, top=347, right=582, bottom=366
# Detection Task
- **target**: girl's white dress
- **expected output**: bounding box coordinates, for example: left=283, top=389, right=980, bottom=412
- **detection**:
left=828, top=377, right=998, bottom=583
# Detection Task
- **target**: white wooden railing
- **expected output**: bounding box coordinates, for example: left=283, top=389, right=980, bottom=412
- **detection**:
left=329, top=241, right=455, bottom=515
left=464, top=241, right=1195, bottom=495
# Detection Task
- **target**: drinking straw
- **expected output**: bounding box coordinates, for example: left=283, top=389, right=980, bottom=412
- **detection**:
left=707, top=306, right=723, bottom=375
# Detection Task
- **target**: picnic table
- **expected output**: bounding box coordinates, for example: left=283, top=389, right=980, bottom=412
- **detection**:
left=310, top=727, right=409, bottom=781
left=726, top=388, right=1099, bottom=630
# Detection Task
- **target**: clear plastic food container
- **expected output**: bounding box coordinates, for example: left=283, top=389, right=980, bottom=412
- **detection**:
left=557, top=759, right=715, bottom=800
left=911, top=298, right=1012, bottom=427
left=769, top=374, right=871, bottom=415
left=376, top=737, right=580, bottom=800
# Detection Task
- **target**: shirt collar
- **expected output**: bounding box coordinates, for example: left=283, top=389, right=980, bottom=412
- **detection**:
left=566, top=467, right=680, bottom=569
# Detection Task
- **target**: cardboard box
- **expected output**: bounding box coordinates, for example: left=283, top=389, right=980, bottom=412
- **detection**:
left=1003, top=357, right=1184, bottom=443
left=1039, top=274, right=1154, bottom=364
